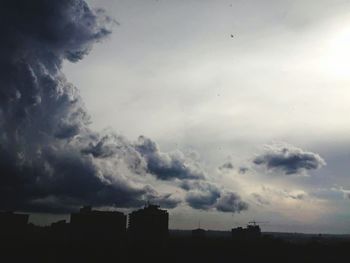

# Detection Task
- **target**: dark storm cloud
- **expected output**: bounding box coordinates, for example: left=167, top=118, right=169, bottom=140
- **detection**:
left=150, top=193, right=181, bottom=209
left=0, top=143, right=148, bottom=213
left=181, top=180, right=248, bottom=213
left=139, top=186, right=181, bottom=209
left=253, top=144, right=326, bottom=175
left=0, top=0, right=248, bottom=214
left=186, top=192, right=220, bottom=210
left=179, top=180, right=213, bottom=192
left=184, top=181, right=221, bottom=210
left=135, top=136, right=205, bottom=181
left=0, top=0, right=187, bottom=213
left=216, top=192, right=248, bottom=213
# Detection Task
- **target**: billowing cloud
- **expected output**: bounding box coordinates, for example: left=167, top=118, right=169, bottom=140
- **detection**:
left=253, top=144, right=326, bottom=175
left=141, top=186, right=181, bottom=209
left=135, top=136, right=205, bottom=181
left=0, top=0, right=199, bottom=213
left=181, top=180, right=248, bottom=213
left=216, top=192, right=248, bottom=213
left=184, top=181, right=221, bottom=210
left=0, top=0, right=249, bottom=215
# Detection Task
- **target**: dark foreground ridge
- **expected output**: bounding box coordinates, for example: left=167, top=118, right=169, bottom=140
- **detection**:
left=1, top=207, right=349, bottom=263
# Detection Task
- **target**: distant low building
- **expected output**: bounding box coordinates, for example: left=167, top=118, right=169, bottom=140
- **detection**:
left=231, top=227, right=245, bottom=240
left=192, top=228, right=206, bottom=239
left=0, top=211, right=29, bottom=235
left=51, top=219, right=68, bottom=231
left=128, top=204, right=169, bottom=243
left=70, top=206, right=126, bottom=239
left=232, top=224, right=261, bottom=241
left=51, top=220, right=69, bottom=239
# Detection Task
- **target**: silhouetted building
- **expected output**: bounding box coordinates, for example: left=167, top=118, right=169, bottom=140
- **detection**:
left=192, top=228, right=206, bottom=238
left=246, top=224, right=261, bottom=239
left=0, top=211, right=29, bottom=235
left=51, top=220, right=69, bottom=240
left=232, top=224, right=261, bottom=241
left=128, top=204, right=169, bottom=243
left=51, top=219, right=69, bottom=232
left=51, top=219, right=67, bottom=229
left=231, top=227, right=245, bottom=240
left=70, top=206, right=126, bottom=239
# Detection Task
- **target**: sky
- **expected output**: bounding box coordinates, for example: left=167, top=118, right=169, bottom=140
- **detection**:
left=1, top=0, right=350, bottom=234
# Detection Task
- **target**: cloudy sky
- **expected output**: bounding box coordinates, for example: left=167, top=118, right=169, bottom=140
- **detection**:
left=63, top=0, right=350, bottom=233
left=2, top=0, right=350, bottom=233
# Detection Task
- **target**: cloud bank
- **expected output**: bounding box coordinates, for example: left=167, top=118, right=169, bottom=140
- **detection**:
left=0, top=0, right=247, bottom=214
left=253, top=144, right=326, bottom=175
